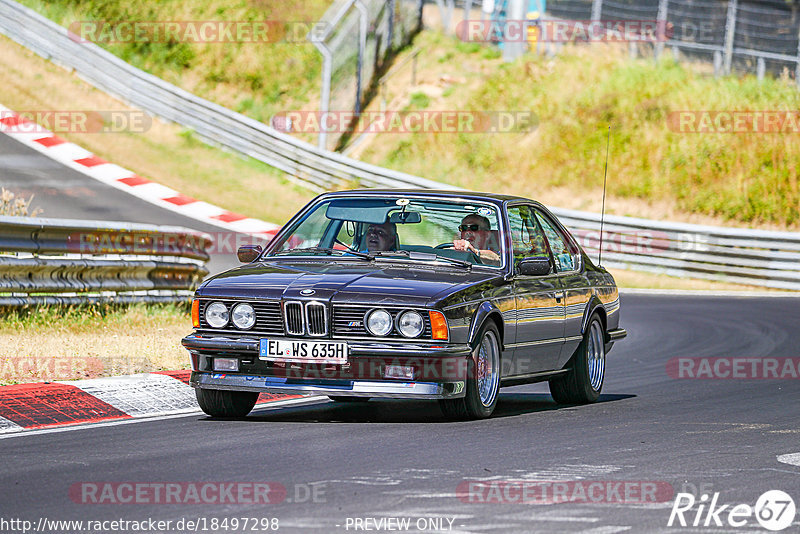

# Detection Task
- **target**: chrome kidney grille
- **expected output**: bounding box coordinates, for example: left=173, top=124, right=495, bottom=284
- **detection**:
left=284, top=301, right=305, bottom=335
left=283, top=301, right=328, bottom=336
left=305, top=301, right=327, bottom=337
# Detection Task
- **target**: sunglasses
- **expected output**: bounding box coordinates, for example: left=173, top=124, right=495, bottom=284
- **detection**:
left=459, top=224, right=487, bottom=232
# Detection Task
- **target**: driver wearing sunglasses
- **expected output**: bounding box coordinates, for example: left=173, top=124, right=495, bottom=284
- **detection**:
left=453, top=214, right=501, bottom=264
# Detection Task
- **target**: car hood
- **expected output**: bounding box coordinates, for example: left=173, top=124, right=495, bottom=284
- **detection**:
left=198, top=260, right=502, bottom=306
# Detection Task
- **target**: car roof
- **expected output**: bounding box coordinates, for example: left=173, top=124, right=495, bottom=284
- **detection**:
left=318, top=189, right=537, bottom=205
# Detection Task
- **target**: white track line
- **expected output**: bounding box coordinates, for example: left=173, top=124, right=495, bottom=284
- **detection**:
left=777, top=453, right=800, bottom=467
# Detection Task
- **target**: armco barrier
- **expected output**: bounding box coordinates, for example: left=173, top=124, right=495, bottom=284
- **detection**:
left=0, top=216, right=210, bottom=306
left=0, top=0, right=798, bottom=290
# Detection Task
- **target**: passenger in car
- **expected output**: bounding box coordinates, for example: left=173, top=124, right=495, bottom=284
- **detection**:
left=364, top=222, right=398, bottom=252
left=453, top=214, right=501, bottom=264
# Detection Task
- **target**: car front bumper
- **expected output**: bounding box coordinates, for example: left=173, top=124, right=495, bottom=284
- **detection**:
left=190, top=371, right=466, bottom=399
left=182, top=333, right=472, bottom=399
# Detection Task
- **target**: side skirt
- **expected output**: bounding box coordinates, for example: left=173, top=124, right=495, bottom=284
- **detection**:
left=500, top=369, right=570, bottom=388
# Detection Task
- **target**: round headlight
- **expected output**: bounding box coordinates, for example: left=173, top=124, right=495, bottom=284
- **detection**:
left=366, top=309, right=393, bottom=337
left=397, top=311, right=424, bottom=338
left=205, top=302, right=229, bottom=328
left=231, top=303, right=256, bottom=329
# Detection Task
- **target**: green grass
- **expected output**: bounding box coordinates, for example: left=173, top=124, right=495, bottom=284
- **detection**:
left=17, top=0, right=330, bottom=123
left=0, top=302, right=188, bottom=333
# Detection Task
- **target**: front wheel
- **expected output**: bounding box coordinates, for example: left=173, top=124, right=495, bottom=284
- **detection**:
left=195, top=388, right=258, bottom=418
left=549, top=315, right=605, bottom=404
left=439, top=322, right=501, bottom=420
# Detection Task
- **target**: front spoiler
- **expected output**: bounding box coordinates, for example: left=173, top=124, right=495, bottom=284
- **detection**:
left=191, top=371, right=466, bottom=399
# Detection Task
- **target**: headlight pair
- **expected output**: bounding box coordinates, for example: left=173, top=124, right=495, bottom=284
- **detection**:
left=204, top=302, right=255, bottom=329
left=365, top=309, right=424, bottom=338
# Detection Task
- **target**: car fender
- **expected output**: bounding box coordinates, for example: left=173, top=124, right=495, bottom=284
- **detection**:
left=581, top=295, right=607, bottom=335
left=467, top=301, right=505, bottom=350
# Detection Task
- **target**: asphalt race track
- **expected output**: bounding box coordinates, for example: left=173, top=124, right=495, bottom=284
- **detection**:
left=1, top=294, right=798, bottom=533
left=0, top=133, right=240, bottom=274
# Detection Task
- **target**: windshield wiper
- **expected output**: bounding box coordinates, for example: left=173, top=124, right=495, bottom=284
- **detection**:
left=373, top=250, right=472, bottom=269
left=273, top=247, right=372, bottom=260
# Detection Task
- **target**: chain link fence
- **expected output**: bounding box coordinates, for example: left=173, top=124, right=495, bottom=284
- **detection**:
left=546, top=0, right=800, bottom=81
left=310, top=0, right=423, bottom=151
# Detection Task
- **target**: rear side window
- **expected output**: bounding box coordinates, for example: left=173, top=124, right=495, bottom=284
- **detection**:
left=535, top=212, right=581, bottom=272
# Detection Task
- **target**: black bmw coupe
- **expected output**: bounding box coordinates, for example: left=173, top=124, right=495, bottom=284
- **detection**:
left=182, top=189, right=626, bottom=419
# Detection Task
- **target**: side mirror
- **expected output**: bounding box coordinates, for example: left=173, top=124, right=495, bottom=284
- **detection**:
left=518, top=256, right=551, bottom=276
left=237, top=245, right=263, bottom=263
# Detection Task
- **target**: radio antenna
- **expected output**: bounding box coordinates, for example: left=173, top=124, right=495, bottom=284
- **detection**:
left=598, top=126, right=611, bottom=266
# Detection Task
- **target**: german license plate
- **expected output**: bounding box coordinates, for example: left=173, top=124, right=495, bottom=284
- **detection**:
left=259, top=338, right=348, bottom=364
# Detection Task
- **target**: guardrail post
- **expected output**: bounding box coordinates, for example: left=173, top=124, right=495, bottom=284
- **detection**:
left=503, top=0, right=526, bottom=61
left=757, top=57, right=765, bottom=81
left=723, top=0, right=738, bottom=75
left=312, top=41, right=332, bottom=150
left=796, top=24, right=800, bottom=88
left=354, top=1, right=368, bottom=115
left=713, top=50, right=723, bottom=77
left=591, top=0, right=603, bottom=22
left=655, top=0, right=669, bottom=59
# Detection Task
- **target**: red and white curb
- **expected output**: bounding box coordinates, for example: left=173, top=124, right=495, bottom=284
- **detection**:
left=0, top=104, right=281, bottom=241
left=0, top=370, right=303, bottom=434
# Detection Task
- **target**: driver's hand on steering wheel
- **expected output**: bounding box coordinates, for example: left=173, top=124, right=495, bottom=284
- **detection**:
left=453, top=239, right=476, bottom=254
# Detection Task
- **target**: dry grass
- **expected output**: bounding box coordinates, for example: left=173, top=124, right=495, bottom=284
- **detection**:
left=355, top=31, right=800, bottom=230
left=0, top=34, right=313, bottom=224
left=607, top=268, right=786, bottom=292
left=0, top=304, right=190, bottom=384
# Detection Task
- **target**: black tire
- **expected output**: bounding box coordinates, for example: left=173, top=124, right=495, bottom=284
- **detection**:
left=439, top=321, right=501, bottom=420
left=328, top=396, right=371, bottom=403
left=549, top=314, right=605, bottom=404
left=195, top=388, right=258, bottom=418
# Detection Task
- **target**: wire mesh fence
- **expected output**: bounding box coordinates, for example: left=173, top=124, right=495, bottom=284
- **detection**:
left=311, top=0, right=423, bottom=151
left=544, top=0, right=800, bottom=81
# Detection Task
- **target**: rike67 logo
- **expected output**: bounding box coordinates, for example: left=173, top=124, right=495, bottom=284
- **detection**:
left=668, top=490, right=796, bottom=531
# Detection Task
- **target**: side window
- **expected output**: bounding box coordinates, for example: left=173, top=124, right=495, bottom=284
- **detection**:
left=535, top=212, right=581, bottom=272
left=507, top=205, right=549, bottom=268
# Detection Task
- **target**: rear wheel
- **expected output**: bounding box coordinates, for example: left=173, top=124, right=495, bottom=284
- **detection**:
left=195, top=388, right=258, bottom=418
left=328, top=396, right=371, bottom=403
left=439, top=322, right=501, bottom=420
left=549, top=315, right=605, bottom=404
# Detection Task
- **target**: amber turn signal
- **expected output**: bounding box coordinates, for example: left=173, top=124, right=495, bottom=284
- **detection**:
left=191, top=299, right=200, bottom=328
left=429, top=310, right=448, bottom=341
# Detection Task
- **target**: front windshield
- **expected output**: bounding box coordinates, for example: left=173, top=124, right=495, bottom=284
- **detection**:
left=267, top=196, right=504, bottom=267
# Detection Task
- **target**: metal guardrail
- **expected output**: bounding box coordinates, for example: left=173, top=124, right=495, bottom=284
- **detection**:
left=0, top=216, right=210, bottom=306
left=551, top=208, right=800, bottom=290
left=0, top=0, right=799, bottom=290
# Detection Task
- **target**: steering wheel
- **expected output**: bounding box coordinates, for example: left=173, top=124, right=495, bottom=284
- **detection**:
left=335, top=238, right=360, bottom=253
left=434, top=243, right=455, bottom=249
